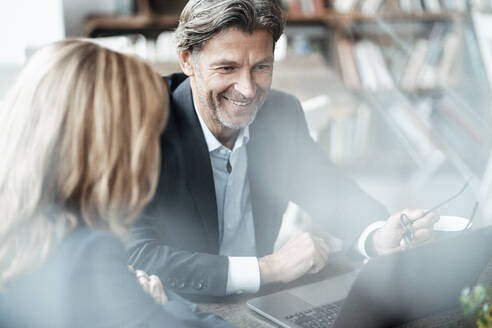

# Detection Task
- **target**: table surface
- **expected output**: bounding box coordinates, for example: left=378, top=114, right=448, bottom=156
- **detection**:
left=199, top=252, right=492, bottom=328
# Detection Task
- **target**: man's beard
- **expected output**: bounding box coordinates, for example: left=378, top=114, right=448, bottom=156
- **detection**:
left=204, top=88, right=267, bottom=130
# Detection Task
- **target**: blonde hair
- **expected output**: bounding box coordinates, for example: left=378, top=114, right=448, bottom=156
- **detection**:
left=0, top=40, right=168, bottom=283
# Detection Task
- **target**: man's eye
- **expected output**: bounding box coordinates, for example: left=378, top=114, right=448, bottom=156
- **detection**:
left=219, top=66, right=234, bottom=71
left=255, top=64, right=271, bottom=71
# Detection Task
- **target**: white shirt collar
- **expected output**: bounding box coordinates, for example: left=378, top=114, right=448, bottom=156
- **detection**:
left=194, top=106, right=250, bottom=153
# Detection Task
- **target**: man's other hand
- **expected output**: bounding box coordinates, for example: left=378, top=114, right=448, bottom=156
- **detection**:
left=372, top=209, right=439, bottom=255
left=259, top=231, right=330, bottom=285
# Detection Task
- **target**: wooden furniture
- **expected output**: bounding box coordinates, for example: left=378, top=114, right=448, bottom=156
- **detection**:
left=85, top=14, right=179, bottom=39
left=84, top=0, right=184, bottom=38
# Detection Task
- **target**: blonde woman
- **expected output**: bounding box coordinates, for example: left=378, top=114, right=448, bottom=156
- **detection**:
left=0, top=40, right=233, bottom=328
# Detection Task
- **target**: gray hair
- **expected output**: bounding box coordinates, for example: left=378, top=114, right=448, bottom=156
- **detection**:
left=175, top=0, right=285, bottom=53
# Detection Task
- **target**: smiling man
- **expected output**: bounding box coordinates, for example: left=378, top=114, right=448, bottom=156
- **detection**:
left=127, top=0, right=438, bottom=301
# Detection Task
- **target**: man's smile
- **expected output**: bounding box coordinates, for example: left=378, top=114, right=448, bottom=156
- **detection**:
left=221, top=95, right=255, bottom=108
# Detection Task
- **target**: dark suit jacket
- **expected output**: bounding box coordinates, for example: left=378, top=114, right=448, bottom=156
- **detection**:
left=0, top=227, right=233, bottom=328
left=127, top=73, right=389, bottom=300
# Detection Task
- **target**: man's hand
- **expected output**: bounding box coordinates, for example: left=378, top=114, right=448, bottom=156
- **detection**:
left=129, top=266, right=168, bottom=304
left=259, top=231, right=330, bottom=285
left=372, top=209, right=439, bottom=255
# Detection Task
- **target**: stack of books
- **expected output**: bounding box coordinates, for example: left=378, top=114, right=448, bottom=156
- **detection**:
left=335, top=25, right=461, bottom=92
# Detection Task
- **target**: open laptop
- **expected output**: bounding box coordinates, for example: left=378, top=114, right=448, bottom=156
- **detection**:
left=247, top=226, right=492, bottom=328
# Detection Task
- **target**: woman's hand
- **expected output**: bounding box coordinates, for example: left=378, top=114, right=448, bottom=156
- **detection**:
left=129, top=266, right=168, bottom=304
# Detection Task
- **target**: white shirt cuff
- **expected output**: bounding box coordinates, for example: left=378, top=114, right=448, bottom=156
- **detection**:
left=225, top=256, right=261, bottom=295
left=357, top=221, right=386, bottom=258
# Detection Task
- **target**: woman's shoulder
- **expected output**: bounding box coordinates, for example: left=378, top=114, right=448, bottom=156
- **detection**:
left=64, top=226, right=121, bottom=247
left=54, top=227, right=128, bottom=274
left=63, top=227, right=122, bottom=251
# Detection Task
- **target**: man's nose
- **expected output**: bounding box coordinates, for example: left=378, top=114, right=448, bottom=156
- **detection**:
left=234, top=71, right=256, bottom=99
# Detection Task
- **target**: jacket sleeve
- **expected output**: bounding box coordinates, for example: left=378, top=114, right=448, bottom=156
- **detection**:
left=283, top=95, right=390, bottom=247
left=127, top=215, right=230, bottom=300
left=75, top=230, right=234, bottom=327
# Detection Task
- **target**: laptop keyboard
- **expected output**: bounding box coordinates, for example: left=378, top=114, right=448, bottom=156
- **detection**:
left=284, top=301, right=343, bottom=328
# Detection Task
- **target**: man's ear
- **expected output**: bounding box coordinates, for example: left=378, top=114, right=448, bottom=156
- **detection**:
left=178, top=50, right=195, bottom=77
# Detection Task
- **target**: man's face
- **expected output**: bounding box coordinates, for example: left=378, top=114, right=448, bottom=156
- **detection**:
left=181, top=27, right=274, bottom=131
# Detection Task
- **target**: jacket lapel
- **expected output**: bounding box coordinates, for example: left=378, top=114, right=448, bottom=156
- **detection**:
left=172, top=78, right=220, bottom=252
left=247, top=110, right=278, bottom=256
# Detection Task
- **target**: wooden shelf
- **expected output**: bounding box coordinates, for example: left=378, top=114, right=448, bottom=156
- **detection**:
left=84, top=9, right=469, bottom=39
left=285, top=12, right=330, bottom=23
left=84, top=14, right=179, bottom=38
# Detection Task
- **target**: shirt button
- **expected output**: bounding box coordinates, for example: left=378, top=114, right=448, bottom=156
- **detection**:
left=227, top=224, right=232, bottom=230
left=219, top=149, right=227, bottom=155
left=228, top=180, right=232, bottom=186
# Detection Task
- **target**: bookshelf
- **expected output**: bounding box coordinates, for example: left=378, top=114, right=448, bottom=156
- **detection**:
left=282, top=1, right=492, bottom=212
left=337, top=17, right=490, bottom=171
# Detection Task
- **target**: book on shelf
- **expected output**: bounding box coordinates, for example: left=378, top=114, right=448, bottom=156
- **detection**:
left=469, top=0, right=492, bottom=11
left=422, top=0, right=442, bottom=12
left=411, top=0, right=425, bottom=13
left=360, top=0, right=384, bottom=14
left=364, top=41, right=395, bottom=88
left=437, top=33, right=460, bottom=87
left=400, top=39, right=429, bottom=91
left=400, top=0, right=467, bottom=13
left=384, top=46, right=408, bottom=84
left=472, top=12, right=492, bottom=92
left=403, top=30, right=460, bottom=91
left=354, top=41, right=379, bottom=89
left=417, top=23, right=445, bottom=90
left=336, top=29, right=461, bottom=93
left=283, top=0, right=325, bottom=15
left=454, top=0, right=468, bottom=11
left=312, top=0, right=326, bottom=13
left=399, top=0, right=413, bottom=12
left=336, top=37, right=361, bottom=89
left=284, top=0, right=302, bottom=14
left=332, top=0, right=358, bottom=13
left=335, top=38, right=395, bottom=90
left=299, top=0, right=315, bottom=14
left=463, top=24, right=489, bottom=85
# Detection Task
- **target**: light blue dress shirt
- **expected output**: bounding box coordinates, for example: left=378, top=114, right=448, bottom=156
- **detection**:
left=208, top=128, right=256, bottom=257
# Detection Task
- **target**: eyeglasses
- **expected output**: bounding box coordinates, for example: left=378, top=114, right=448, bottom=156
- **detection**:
left=400, top=179, right=479, bottom=247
